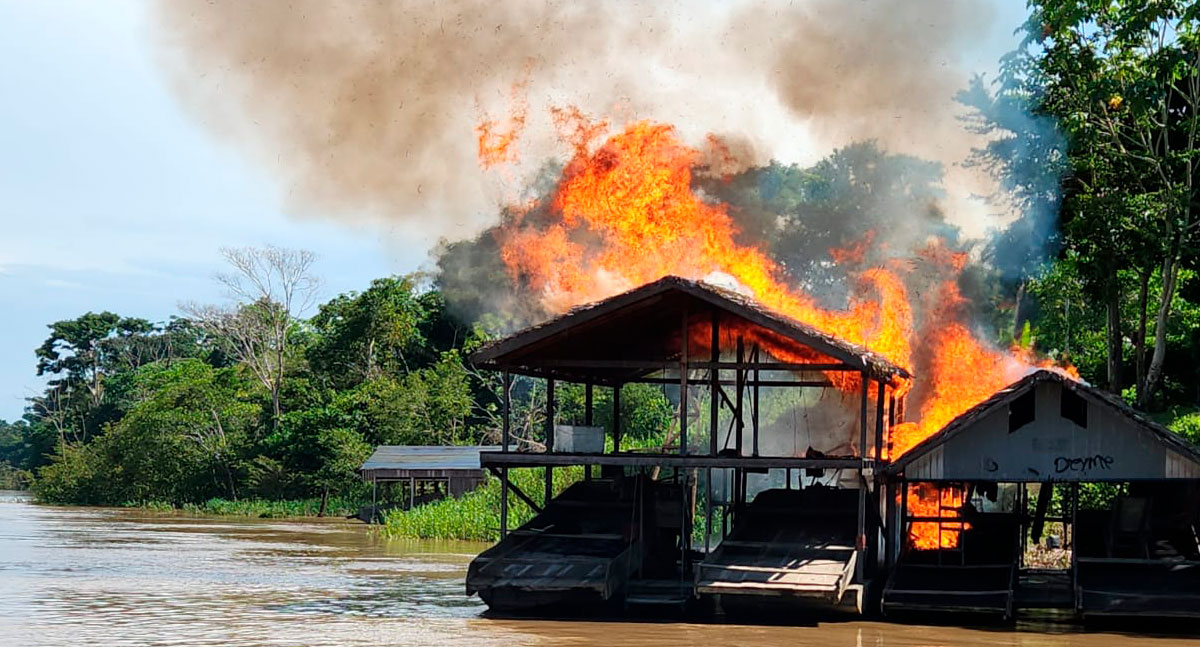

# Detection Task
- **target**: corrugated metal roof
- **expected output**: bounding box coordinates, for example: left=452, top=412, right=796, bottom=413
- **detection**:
left=360, top=445, right=501, bottom=474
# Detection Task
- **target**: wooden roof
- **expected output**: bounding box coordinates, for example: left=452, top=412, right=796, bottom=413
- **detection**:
left=470, top=275, right=909, bottom=386
left=886, top=370, right=1200, bottom=480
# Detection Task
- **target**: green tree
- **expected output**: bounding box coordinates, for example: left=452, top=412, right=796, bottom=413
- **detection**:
left=1029, top=1, right=1200, bottom=405
left=34, top=360, right=263, bottom=505
left=186, top=246, right=320, bottom=427
left=308, top=275, right=429, bottom=388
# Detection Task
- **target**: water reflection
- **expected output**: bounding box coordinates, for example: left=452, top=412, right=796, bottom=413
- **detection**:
left=0, top=492, right=1195, bottom=646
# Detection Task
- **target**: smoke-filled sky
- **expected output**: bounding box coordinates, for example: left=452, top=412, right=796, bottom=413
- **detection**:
left=0, top=0, right=1028, bottom=421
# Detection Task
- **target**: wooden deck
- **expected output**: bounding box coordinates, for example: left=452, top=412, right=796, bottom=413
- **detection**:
left=883, top=513, right=1021, bottom=618
left=696, top=487, right=859, bottom=606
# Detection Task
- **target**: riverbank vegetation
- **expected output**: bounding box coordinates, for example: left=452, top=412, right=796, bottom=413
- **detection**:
left=2, top=2, right=1199, bottom=534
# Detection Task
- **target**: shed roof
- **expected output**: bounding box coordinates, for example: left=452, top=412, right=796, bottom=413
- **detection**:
left=360, top=445, right=500, bottom=479
left=886, top=370, right=1200, bottom=479
left=470, top=275, right=909, bottom=385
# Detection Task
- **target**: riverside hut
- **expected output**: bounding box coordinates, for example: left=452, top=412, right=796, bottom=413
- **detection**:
left=357, top=445, right=498, bottom=522
left=882, top=370, right=1200, bottom=619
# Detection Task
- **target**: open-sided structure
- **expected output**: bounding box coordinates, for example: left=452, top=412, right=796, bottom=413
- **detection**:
left=357, top=445, right=497, bottom=522
left=883, top=370, right=1200, bottom=619
left=466, top=276, right=909, bottom=612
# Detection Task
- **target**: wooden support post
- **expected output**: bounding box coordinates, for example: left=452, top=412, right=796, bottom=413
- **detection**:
left=545, top=379, right=555, bottom=504
left=897, top=480, right=908, bottom=566
left=585, top=383, right=594, bottom=425
left=710, top=310, right=719, bottom=458
left=679, top=307, right=689, bottom=456
left=707, top=311, right=718, bottom=554
left=1071, top=481, right=1079, bottom=601
left=884, top=480, right=896, bottom=571
left=502, top=372, right=511, bottom=452
left=856, top=373, right=868, bottom=581
left=735, top=337, right=745, bottom=513
left=545, top=378, right=556, bottom=452
left=875, top=381, right=886, bottom=463
left=501, top=372, right=511, bottom=539
left=585, top=383, right=593, bottom=480
left=752, top=344, right=760, bottom=457
left=887, top=394, right=896, bottom=459
left=613, top=383, right=623, bottom=453
left=371, top=476, right=377, bottom=524
left=705, top=467, right=713, bottom=554
left=859, top=374, right=869, bottom=459
left=500, top=467, right=509, bottom=539
left=735, top=337, right=744, bottom=456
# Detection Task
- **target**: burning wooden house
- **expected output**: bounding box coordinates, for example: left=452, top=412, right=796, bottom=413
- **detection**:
left=464, top=276, right=908, bottom=613
left=883, top=370, right=1200, bottom=619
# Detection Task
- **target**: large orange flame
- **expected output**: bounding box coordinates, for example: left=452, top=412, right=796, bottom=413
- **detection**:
left=485, top=114, right=1073, bottom=459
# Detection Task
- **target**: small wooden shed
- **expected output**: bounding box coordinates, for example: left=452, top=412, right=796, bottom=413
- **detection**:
left=358, top=445, right=499, bottom=521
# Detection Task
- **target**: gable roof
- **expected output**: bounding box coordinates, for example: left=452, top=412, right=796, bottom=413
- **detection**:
left=886, top=369, right=1200, bottom=475
left=469, top=275, right=910, bottom=385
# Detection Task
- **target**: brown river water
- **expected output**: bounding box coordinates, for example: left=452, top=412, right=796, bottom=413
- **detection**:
left=0, top=491, right=1195, bottom=646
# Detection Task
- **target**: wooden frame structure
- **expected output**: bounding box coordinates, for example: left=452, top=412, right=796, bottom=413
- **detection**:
left=882, top=370, right=1200, bottom=619
left=467, top=276, right=910, bottom=608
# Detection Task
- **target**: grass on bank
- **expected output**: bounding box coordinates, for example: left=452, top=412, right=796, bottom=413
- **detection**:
left=122, top=496, right=362, bottom=519
left=381, top=466, right=583, bottom=542
left=382, top=435, right=667, bottom=542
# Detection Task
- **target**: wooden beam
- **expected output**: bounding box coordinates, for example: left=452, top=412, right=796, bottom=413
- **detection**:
left=525, top=359, right=856, bottom=371
left=487, top=466, right=543, bottom=514
left=632, top=377, right=833, bottom=388
left=481, top=451, right=863, bottom=470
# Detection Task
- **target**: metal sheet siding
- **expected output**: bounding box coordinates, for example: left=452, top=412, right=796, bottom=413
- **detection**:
left=907, top=446, right=943, bottom=480
left=935, top=382, right=1180, bottom=481
left=1166, top=450, right=1200, bottom=479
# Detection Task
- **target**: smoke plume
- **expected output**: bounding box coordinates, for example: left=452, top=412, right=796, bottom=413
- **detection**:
left=154, top=0, right=1014, bottom=245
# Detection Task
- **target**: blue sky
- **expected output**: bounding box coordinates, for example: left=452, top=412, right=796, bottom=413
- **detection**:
left=0, top=3, right=419, bottom=421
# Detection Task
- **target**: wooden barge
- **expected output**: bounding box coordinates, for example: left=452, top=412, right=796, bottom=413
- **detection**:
left=462, top=276, right=1200, bottom=623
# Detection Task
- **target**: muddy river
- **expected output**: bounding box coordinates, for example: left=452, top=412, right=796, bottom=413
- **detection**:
left=0, top=491, right=1192, bottom=646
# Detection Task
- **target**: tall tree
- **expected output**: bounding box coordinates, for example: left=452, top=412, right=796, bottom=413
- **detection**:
left=1030, top=1, right=1200, bottom=405
left=186, top=246, right=320, bottom=426
left=308, top=275, right=428, bottom=388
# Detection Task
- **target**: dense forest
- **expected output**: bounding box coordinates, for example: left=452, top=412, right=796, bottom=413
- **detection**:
left=2, top=1, right=1199, bottom=520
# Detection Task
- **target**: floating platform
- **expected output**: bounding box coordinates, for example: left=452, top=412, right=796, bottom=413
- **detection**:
left=466, top=479, right=643, bottom=612
left=882, top=513, right=1020, bottom=618
left=696, top=487, right=860, bottom=611
left=1077, top=559, right=1200, bottom=618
